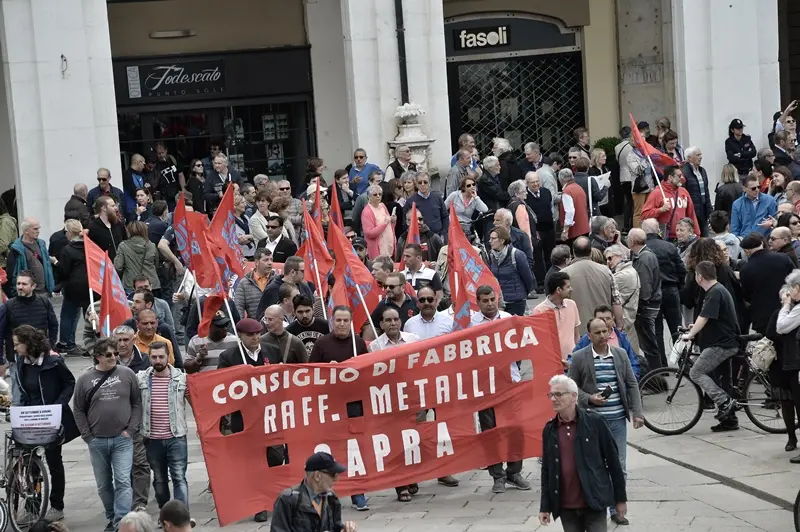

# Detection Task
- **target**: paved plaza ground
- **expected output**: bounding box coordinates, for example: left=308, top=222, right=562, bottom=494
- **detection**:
left=48, top=354, right=797, bottom=532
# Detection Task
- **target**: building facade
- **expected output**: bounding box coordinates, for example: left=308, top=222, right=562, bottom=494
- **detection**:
left=0, top=0, right=785, bottom=237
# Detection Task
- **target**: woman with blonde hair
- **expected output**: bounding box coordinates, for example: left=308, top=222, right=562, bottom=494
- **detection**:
left=361, top=184, right=395, bottom=259
left=714, top=163, right=743, bottom=216
left=114, top=221, right=160, bottom=294
left=56, top=219, right=91, bottom=355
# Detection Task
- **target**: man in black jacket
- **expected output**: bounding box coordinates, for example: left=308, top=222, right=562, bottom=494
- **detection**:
left=682, top=147, right=713, bottom=236
left=539, top=374, right=627, bottom=530
left=642, top=219, right=686, bottom=363
left=725, top=119, right=757, bottom=176
left=203, top=153, right=243, bottom=216
left=86, top=196, right=127, bottom=260
left=256, top=215, right=297, bottom=263
left=270, top=452, right=357, bottom=532
left=628, top=228, right=662, bottom=372
left=0, top=271, right=58, bottom=367
left=740, top=233, right=795, bottom=334
left=64, top=183, right=90, bottom=227
left=774, top=130, right=794, bottom=167
left=525, top=172, right=555, bottom=292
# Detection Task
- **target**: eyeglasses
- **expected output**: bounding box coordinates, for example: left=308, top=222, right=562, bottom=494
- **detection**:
left=417, top=181, right=429, bottom=185
left=97, top=178, right=109, bottom=182
left=354, top=155, right=365, bottom=160
left=605, top=256, right=614, bottom=262
left=370, top=193, right=382, bottom=197
left=193, top=163, right=203, bottom=168
left=465, top=183, right=476, bottom=188
left=769, top=236, right=786, bottom=241
left=384, top=284, right=400, bottom=289
left=747, top=186, right=759, bottom=191
left=279, top=187, right=291, bottom=191
left=546, top=391, right=571, bottom=399
left=418, top=297, right=435, bottom=303
left=788, top=120, right=796, bottom=124
left=102, top=351, right=118, bottom=359
left=417, top=217, right=424, bottom=222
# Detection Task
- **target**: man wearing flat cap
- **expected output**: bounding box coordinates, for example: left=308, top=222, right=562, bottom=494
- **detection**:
left=270, top=452, right=357, bottom=532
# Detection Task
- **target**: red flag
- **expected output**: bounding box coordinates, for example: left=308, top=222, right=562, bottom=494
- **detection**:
left=629, top=113, right=678, bottom=177
left=99, top=251, right=132, bottom=336
left=198, top=294, right=226, bottom=338
left=209, top=185, right=245, bottom=278
left=399, top=203, right=421, bottom=269
left=173, top=193, right=191, bottom=266
left=186, top=212, right=225, bottom=292
left=84, top=236, right=108, bottom=295
left=327, top=222, right=381, bottom=331
left=328, top=185, right=344, bottom=231
left=297, top=202, right=333, bottom=298
left=447, top=203, right=500, bottom=313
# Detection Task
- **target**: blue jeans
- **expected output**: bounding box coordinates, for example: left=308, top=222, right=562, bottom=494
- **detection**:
left=88, top=435, right=134, bottom=528
left=145, top=436, right=189, bottom=508
left=58, top=298, right=84, bottom=349
left=604, top=417, right=627, bottom=515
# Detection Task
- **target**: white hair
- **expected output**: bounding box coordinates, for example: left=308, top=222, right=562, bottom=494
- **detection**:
left=685, top=145, right=701, bottom=158
left=213, top=153, right=228, bottom=164
left=507, top=180, right=527, bottom=198
left=367, top=184, right=383, bottom=197
left=493, top=138, right=513, bottom=154
left=253, top=174, right=270, bottom=186
left=483, top=156, right=500, bottom=171
left=641, top=218, right=660, bottom=235
left=19, top=217, right=38, bottom=233
left=495, top=208, right=513, bottom=224
left=549, top=374, right=578, bottom=394
left=558, top=168, right=574, bottom=183
left=524, top=142, right=540, bottom=154
left=605, top=244, right=629, bottom=260
left=112, top=325, right=135, bottom=336
left=785, top=270, right=800, bottom=289
left=119, top=511, right=155, bottom=532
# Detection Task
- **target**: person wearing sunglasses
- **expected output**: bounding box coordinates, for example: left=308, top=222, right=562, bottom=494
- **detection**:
left=730, top=173, right=778, bottom=238
left=183, top=158, right=206, bottom=214
left=74, top=337, right=142, bottom=532
left=88, top=168, right=125, bottom=218
left=445, top=175, right=487, bottom=237
left=384, top=144, right=417, bottom=183
left=369, top=272, right=418, bottom=334
left=348, top=148, right=380, bottom=196
left=271, top=452, right=357, bottom=532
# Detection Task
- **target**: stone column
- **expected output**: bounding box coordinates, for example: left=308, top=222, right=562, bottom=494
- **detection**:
left=0, top=0, right=120, bottom=236
left=672, top=0, right=779, bottom=187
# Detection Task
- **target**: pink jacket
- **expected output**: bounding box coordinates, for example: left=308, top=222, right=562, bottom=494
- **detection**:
left=361, top=203, right=394, bottom=259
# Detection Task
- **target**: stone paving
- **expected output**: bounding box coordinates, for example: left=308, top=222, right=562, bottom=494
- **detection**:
left=46, top=354, right=794, bottom=532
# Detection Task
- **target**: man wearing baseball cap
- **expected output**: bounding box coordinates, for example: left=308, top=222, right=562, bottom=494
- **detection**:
left=270, top=452, right=357, bottom=532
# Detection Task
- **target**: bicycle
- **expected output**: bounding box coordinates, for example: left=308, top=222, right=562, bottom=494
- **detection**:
left=639, top=327, right=786, bottom=435
left=1, top=428, right=59, bottom=532
left=795, top=487, right=800, bottom=532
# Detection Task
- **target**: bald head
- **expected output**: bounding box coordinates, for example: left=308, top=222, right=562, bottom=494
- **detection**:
left=641, top=218, right=660, bottom=235
left=73, top=183, right=88, bottom=199
left=771, top=227, right=792, bottom=249
left=264, top=304, right=285, bottom=334
left=627, top=228, right=647, bottom=247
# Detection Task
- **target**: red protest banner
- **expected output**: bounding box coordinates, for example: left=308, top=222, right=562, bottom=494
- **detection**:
left=187, top=314, right=562, bottom=525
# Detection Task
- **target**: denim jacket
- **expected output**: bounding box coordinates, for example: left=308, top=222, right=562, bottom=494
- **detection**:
left=137, top=366, right=188, bottom=438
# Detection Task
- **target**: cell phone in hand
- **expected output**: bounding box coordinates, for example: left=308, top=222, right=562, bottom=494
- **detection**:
left=601, top=385, right=613, bottom=399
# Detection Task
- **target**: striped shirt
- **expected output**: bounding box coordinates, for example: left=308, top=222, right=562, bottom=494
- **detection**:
left=149, top=374, right=173, bottom=439
left=592, top=349, right=624, bottom=420
left=186, top=335, right=239, bottom=372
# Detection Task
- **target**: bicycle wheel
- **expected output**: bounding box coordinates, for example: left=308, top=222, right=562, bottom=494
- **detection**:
left=742, top=372, right=787, bottom=434
left=640, top=367, right=703, bottom=435
left=0, top=498, right=9, bottom=532
left=7, top=453, right=49, bottom=532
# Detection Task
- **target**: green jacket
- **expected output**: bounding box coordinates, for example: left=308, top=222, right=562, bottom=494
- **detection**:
left=114, top=235, right=160, bottom=291
left=0, top=214, right=17, bottom=268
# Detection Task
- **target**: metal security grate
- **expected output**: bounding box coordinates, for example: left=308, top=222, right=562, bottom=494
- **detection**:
left=453, top=52, right=585, bottom=159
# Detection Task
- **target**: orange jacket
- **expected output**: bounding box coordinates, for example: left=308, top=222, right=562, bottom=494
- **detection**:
left=640, top=181, right=701, bottom=238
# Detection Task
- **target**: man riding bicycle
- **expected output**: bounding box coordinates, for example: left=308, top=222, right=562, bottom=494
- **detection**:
left=681, top=260, right=741, bottom=432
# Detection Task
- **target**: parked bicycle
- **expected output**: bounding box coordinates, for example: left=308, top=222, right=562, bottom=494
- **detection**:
left=639, top=327, right=785, bottom=435
left=2, top=428, right=59, bottom=531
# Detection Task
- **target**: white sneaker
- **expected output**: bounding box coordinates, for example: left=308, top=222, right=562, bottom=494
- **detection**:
left=44, top=507, right=64, bottom=521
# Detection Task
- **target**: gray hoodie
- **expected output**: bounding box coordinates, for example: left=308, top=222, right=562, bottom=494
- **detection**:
left=713, top=232, right=744, bottom=261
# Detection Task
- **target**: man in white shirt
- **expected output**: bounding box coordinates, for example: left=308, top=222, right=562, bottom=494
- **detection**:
left=404, top=286, right=453, bottom=338
left=468, top=285, right=531, bottom=494
left=369, top=308, right=420, bottom=351
left=401, top=244, right=444, bottom=306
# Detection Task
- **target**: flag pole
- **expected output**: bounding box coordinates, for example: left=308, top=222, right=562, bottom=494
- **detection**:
left=355, top=285, right=378, bottom=339
left=222, top=295, right=248, bottom=366
left=645, top=154, right=668, bottom=204
left=350, top=322, right=358, bottom=357
left=87, top=288, right=97, bottom=331
left=312, top=256, right=328, bottom=321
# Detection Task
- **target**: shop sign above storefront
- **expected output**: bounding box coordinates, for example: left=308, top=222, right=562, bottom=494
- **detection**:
left=125, top=60, right=226, bottom=100
left=453, top=26, right=510, bottom=51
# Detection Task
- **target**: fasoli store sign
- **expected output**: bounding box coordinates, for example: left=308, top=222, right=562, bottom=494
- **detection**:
left=125, top=60, right=226, bottom=100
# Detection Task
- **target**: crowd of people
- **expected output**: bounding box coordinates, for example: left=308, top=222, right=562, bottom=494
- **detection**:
left=2, top=104, right=800, bottom=532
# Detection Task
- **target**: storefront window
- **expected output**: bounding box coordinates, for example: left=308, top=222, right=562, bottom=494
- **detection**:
left=116, top=100, right=313, bottom=186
